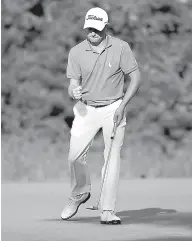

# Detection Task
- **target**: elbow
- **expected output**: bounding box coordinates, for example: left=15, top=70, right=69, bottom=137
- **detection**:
left=136, top=68, right=141, bottom=79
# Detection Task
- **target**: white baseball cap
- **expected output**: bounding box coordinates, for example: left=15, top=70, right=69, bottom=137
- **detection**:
left=83, top=7, right=108, bottom=31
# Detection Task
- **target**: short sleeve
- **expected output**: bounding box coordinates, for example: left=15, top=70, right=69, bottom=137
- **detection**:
left=120, top=42, right=138, bottom=74
left=66, top=50, right=81, bottom=80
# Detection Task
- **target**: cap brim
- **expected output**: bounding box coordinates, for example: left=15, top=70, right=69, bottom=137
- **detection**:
left=83, top=21, right=105, bottom=31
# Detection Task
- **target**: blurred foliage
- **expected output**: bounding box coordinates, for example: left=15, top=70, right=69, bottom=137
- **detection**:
left=1, top=0, right=192, bottom=180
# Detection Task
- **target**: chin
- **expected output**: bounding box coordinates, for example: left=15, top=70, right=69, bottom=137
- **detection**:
left=88, top=37, right=100, bottom=44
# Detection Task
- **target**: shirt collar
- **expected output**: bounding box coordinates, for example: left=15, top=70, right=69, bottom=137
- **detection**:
left=85, top=35, right=112, bottom=51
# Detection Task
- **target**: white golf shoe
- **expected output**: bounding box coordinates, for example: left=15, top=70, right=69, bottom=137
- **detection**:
left=100, top=210, right=121, bottom=225
left=61, top=192, right=91, bottom=220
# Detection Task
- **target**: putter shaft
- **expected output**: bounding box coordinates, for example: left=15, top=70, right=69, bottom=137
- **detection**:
left=86, top=205, right=99, bottom=210
left=87, top=123, right=117, bottom=211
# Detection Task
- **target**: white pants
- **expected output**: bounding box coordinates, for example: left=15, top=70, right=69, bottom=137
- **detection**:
left=68, top=99, right=126, bottom=211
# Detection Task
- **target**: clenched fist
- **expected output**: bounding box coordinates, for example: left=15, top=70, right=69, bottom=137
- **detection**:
left=72, top=86, right=82, bottom=100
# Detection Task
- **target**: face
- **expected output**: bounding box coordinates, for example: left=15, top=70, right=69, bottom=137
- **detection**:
left=85, top=26, right=107, bottom=45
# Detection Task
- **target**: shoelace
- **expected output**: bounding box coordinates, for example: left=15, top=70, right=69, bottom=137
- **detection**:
left=67, top=198, right=75, bottom=206
left=67, top=194, right=85, bottom=206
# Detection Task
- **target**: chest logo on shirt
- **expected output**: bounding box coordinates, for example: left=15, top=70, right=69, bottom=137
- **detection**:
left=109, top=63, right=112, bottom=68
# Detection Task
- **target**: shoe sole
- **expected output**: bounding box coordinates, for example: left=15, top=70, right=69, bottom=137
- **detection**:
left=61, top=192, right=91, bottom=220
left=100, top=220, right=121, bottom=225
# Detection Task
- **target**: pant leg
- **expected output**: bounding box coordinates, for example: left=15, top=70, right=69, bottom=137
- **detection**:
left=100, top=103, right=126, bottom=211
left=69, top=102, right=100, bottom=196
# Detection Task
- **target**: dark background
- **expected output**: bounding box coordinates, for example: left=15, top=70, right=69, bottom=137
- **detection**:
left=1, top=0, right=192, bottom=181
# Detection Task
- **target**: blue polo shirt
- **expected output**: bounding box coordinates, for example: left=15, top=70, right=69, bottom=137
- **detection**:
left=67, top=35, right=138, bottom=106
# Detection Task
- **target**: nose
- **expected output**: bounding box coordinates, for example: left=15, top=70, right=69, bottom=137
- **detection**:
left=88, top=28, right=97, bottom=34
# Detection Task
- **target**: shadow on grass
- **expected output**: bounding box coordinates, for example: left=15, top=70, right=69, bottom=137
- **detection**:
left=43, top=207, right=192, bottom=229
left=118, top=208, right=192, bottom=228
left=103, top=238, right=192, bottom=241
left=109, top=237, right=192, bottom=241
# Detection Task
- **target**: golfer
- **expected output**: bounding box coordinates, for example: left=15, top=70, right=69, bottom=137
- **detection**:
left=61, top=7, right=141, bottom=224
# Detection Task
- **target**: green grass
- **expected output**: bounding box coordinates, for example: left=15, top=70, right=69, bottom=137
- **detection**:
left=2, top=180, right=192, bottom=241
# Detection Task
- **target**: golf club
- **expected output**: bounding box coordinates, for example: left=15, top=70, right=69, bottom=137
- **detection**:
left=86, top=122, right=117, bottom=211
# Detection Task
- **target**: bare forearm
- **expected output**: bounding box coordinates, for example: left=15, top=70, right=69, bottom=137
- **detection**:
left=68, top=85, right=75, bottom=98
left=120, top=69, right=141, bottom=108
left=68, top=78, right=81, bottom=98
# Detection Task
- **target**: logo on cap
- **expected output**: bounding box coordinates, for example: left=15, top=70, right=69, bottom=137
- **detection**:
left=86, top=15, right=103, bottom=21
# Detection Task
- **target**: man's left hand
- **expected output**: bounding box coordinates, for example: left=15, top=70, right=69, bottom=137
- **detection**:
left=113, top=106, right=125, bottom=126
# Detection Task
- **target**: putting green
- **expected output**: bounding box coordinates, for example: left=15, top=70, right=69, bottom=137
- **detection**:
left=2, top=179, right=192, bottom=241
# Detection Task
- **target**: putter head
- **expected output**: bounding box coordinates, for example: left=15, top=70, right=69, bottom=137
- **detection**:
left=86, top=205, right=99, bottom=211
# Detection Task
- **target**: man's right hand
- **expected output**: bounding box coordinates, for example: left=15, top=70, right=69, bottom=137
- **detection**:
left=72, top=86, right=82, bottom=100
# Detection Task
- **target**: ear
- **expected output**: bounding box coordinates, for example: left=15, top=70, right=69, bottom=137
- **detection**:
left=103, top=24, right=109, bottom=32
left=105, top=23, right=109, bottom=28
